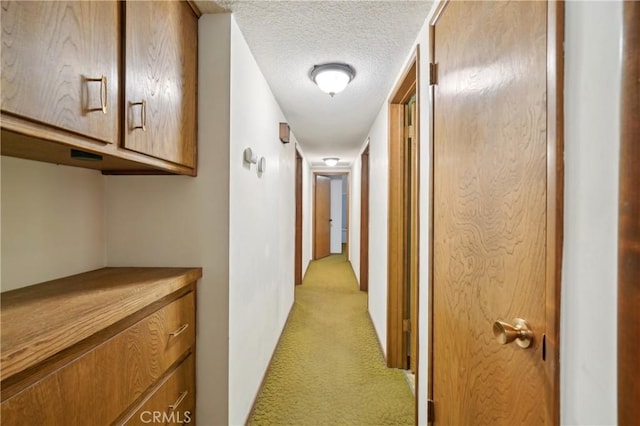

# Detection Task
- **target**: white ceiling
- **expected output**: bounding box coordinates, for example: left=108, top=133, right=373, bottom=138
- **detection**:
left=198, top=0, right=433, bottom=167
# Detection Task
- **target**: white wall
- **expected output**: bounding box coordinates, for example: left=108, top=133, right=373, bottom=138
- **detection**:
left=366, top=104, right=390, bottom=356
left=1, top=157, right=106, bottom=291
left=561, top=2, right=621, bottom=424
left=330, top=176, right=343, bottom=253
left=105, top=14, right=232, bottom=425
left=349, top=147, right=363, bottom=283
left=341, top=175, right=348, bottom=243
left=228, top=17, right=297, bottom=425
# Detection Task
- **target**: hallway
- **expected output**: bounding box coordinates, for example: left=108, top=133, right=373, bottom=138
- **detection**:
left=249, top=252, right=414, bottom=425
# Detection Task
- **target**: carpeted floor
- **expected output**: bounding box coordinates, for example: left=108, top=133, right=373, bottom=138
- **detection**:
left=248, top=251, right=414, bottom=425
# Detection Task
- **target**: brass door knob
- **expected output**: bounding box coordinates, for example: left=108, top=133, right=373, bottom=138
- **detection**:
left=493, top=318, right=533, bottom=348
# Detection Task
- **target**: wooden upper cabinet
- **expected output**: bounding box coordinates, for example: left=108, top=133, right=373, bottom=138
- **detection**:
left=0, top=1, right=119, bottom=144
left=0, top=0, right=199, bottom=175
left=124, top=1, right=197, bottom=169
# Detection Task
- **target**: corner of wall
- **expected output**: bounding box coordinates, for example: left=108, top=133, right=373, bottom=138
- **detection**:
left=103, top=13, right=234, bottom=425
left=1, top=157, right=107, bottom=291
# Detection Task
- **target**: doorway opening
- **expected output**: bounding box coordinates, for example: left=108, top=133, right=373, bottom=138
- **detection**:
left=314, top=172, right=349, bottom=260
left=295, top=149, right=303, bottom=285
left=387, top=48, right=420, bottom=387
left=360, top=144, right=370, bottom=292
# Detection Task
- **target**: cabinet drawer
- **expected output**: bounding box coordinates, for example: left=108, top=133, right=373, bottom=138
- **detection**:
left=1, top=292, right=195, bottom=426
left=122, top=354, right=195, bottom=425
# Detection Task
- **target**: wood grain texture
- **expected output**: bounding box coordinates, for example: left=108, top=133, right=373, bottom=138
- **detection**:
left=427, top=22, right=437, bottom=418
left=387, top=52, right=419, bottom=371
left=432, top=1, right=548, bottom=424
left=618, top=1, right=640, bottom=424
left=0, top=0, right=198, bottom=176
left=121, top=354, right=195, bottom=426
left=390, top=61, right=417, bottom=105
left=360, top=145, right=370, bottom=292
left=0, top=127, right=195, bottom=175
left=387, top=102, right=406, bottom=369
left=1, top=267, right=202, bottom=382
left=124, top=0, right=197, bottom=168
left=314, top=175, right=331, bottom=259
left=409, top=99, right=420, bottom=375
left=1, top=293, right=195, bottom=426
left=1, top=0, right=119, bottom=144
left=544, top=2, right=564, bottom=424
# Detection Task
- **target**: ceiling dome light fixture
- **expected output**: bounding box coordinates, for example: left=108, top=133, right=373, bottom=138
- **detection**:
left=310, top=63, right=356, bottom=97
left=323, top=157, right=340, bottom=167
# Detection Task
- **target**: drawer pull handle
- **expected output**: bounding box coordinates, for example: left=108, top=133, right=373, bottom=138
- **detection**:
left=169, top=323, right=189, bottom=338
left=169, top=390, right=188, bottom=411
left=130, top=100, right=147, bottom=131
left=87, top=75, right=108, bottom=114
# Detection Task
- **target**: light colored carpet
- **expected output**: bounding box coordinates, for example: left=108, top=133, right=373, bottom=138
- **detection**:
left=248, top=251, right=414, bottom=425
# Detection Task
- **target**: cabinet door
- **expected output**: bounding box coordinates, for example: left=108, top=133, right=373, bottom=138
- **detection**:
left=1, top=1, right=119, bottom=144
left=124, top=1, right=197, bottom=169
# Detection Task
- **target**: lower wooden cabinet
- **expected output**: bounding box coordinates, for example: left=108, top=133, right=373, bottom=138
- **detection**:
left=0, top=268, right=201, bottom=426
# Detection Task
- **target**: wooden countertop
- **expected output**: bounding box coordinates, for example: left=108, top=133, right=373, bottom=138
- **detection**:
left=1, top=267, right=202, bottom=381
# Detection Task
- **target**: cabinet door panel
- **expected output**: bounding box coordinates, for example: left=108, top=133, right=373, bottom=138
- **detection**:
left=124, top=1, right=197, bottom=168
left=0, top=1, right=119, bottom=144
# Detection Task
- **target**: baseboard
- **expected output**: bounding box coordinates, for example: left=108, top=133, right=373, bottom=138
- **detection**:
left=346, top=260, right=361, bottom=289
left=367, top=310, right=387, bottom=365
left=302, top=261, right=311, bottom=281
left=244, top=300, right=296, bottom=425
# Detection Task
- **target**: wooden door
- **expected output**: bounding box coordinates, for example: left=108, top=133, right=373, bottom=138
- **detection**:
left=360, top=145, right=370, bottom=291
left=314, top=175, right=331, bottom=259
left=432, top=1, right=558, bottom=424
left=1, top=1, right=119, bottom=144
left=124, top=1, right=197, bottom=168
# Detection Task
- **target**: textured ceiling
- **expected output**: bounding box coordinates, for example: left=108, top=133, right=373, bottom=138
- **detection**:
left=200, top=0, right=432, bottom=166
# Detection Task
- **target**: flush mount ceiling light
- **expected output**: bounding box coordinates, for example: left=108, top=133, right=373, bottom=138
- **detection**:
left=323, top=157, right=340, bottom=167
left=310, top=63, right=356, bottom=97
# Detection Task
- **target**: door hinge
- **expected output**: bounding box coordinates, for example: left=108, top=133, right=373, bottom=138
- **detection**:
left=429, top=62, right=438, bottom=86
left=403, top=319, right=411, bottom=332
left=427, top=399, right=435, bottom=422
